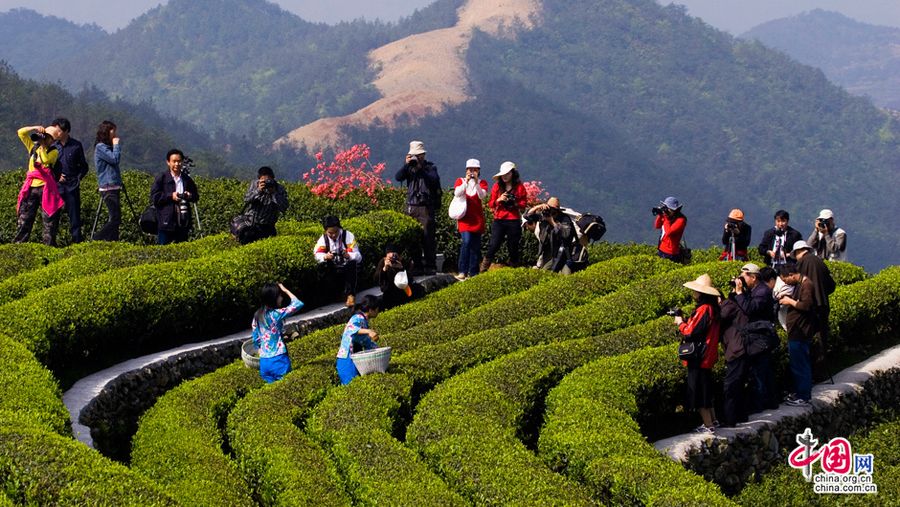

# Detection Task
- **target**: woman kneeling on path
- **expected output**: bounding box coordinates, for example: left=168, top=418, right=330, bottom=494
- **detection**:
left=252, top=283, right=304, bottom=383
left=335, top=295, right=381, bottom=385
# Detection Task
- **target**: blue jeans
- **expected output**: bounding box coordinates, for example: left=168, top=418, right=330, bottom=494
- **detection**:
left=157, top=228, right=190, bottom=245
left=336, top=357, right=359, bottom=385
left=458, top=231, right=482, bottom=276
left=788, top=340, right=812, bottom=401
left=259, top=353, right=291, bottom=383
left=59, top=181, right=83, bottom=242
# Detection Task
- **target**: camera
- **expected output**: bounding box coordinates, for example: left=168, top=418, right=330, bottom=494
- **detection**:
left=725, top=221, right=740, bottom=234
left=501, top=191, right=517, bottom=208
left=774, top=227, right=785, bottom=237
left=29, top=131, right=50, bottom=143
left=181, top=156, right=195, bottom=176
left=262, top=178, right=276, bottom=190
left=652, top=206, right=667, bottom=216
left=666, top=307, right=683, bottom=317
left=728, top=276, right=745, bottom=289
left=817, top=218, right=828, bottom=229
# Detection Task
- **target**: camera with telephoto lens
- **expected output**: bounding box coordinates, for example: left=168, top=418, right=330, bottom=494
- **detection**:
left=725, top=221, right=740, bottom=234
left=728, top=276, right=745, bottom=289
left=29, top=131, right=50, bottom=143
left=666, top=307, right=683, bottom=317
left=652, top=206, right=667, bottom=216
left=181, top=156, right=195, bottom=176
left=176, top=193, right=191, bottom=219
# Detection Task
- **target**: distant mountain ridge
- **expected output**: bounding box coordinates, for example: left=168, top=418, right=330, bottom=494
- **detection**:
left=742, top=9, right=900, bottom=109
left=0, top=8, right=105, bottom=79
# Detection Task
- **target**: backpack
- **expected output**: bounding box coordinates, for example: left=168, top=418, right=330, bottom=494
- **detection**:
left=741, top=320, right=780, bottom=356
left=575, top=214, right=606, bottom=242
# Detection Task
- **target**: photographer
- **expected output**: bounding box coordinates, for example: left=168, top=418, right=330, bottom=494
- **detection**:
left=314, top=216, right=362, bottom=307
left=14, top=125, right=64, bottom=245
left=375, top=244, right=420, bottom=309
left=719, top=208, right=752, bottom=261
left=777, top=264, right=817, bottom=407
left=452, top=159, right=488, bottom=280
left=151, top=149, right=199, bottom=245
left=234, top=166, right=289, bottom=245
left=50, top=118, right=90, bottom=243
left=395, top=140, right=441, bottom=275
left=652, top=196, right=687, bottom=263
left=481, top=161, right=527, bottom=272
left=757, top=209, right=802, bottom=267
left=92, top=120, right=122, bottom=241
left=807, top=209, right=846, bottom=261
left=523, top=197, right=576, bottom=273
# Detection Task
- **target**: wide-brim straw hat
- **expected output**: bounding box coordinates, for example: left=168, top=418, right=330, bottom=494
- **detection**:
left=683, top=274, right=722, bottom=297
left=493, top=161, right=516, bottom=179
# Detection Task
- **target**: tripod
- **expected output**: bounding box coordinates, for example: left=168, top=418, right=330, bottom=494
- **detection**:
left=90, top=182, right=140, bottom=239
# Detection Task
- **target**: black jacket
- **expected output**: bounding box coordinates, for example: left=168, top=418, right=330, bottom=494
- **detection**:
left=722, top=222, right=752, bottom=252
left=757, top=226, right=802, bottom=266
left=151, top=171, right=199, bottom=231
left=395, top=160, right=441, bottom=209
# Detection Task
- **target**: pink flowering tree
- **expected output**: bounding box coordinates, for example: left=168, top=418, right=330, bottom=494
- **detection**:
left=302, top=144, right=389, bottom=204
left=522, top=180, right=549, bottom=206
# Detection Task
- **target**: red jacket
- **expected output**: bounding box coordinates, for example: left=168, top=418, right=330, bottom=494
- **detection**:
left=679, top=303, right=720, bottom=369
left=488, top=182, right=527, bottom=220
left=454, top=178, right=488, bottom=233
left=654, top=214, right=686, bottom=255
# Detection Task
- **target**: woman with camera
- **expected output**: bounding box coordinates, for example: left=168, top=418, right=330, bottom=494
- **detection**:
left=480, top=161, right=527, bottom=272
left=93, top=120, right=123, bottom=241
left=14, top=124, right=64, bottom=245
left=453, top=159, right=488, bottom=280
left=376, top=244, right=417, bottom=309
left=151, top=148, right=199, bottom=245
left=673, top=274, right=722, bottom=434
left=652, top=196, right=687, bottom=263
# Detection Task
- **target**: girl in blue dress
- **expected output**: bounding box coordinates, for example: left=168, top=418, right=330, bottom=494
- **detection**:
left=336, top=295, right=381, bottom=385
left=252, top=283, right=304, bottom=382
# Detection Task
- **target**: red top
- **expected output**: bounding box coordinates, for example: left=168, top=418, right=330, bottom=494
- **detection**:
left=678, top=303, right=720, bottom=369
left=454, top=178, right=489, bottom=233
left=488, top=182, right=527, bottom=220
left=654, top=214, right=686, bottom=255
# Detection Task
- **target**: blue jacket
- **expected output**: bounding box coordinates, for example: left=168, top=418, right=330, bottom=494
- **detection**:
left=95, top=143, right=122, bottom=188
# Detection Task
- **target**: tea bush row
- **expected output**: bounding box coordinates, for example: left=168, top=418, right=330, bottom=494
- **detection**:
left=0, top=211, right=419, bottom=378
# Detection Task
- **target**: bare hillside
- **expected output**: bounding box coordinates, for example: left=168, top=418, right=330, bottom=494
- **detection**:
left=275, top=0, right=541, bottom=151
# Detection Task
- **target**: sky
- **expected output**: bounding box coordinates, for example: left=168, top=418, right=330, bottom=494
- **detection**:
left=2, top=0, right=900, bottom=33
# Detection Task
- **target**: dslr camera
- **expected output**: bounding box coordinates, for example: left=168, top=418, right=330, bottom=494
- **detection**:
left=725, top=221, right=740, bottom=234
left=501, top=191, right=518, bottom=209
left=29, top=131, right=50, bottom=143
left=666, top=307, right=683, bottom=317
left=651, top=206, right=668, bottom=216
left=817, top=218, right=829, bottom=229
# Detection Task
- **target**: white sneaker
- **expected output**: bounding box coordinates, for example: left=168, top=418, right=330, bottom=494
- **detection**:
left=454, top=273, right=467, bottom=281
left=785, top=397, right=811, bottom=407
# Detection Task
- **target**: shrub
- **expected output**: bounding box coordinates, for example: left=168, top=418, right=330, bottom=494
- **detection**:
left=0, top=333, right=68, bottom=436
left=0, top=417, right=175, bottom=506
left=0, top=243, right=63, bottom=282
left=226, top=361, right=350, bottom=507
left=384, top=255, right=676, bottom=351
left=307, top=373, right=465, bottom=506
left=130, top=362, right=260, bottom=507
left=0, top=211, right=419, bottom=380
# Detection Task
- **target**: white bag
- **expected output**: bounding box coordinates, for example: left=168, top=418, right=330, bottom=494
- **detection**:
left=448, top=194, right=467, bottom=220
left=394, top=270, right=409, bottom=290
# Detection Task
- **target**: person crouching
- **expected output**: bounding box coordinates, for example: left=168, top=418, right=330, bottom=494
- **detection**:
left=314, top=215, right=361, bottom=307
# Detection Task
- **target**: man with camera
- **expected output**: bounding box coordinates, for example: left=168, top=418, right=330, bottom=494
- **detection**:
left=807, top=209, right=847, bottom=262
left=14, top=124, right=64, bottom=245
left=151, top=149, right=199, bottom=245
left=719, top=209, right=752, bottom=261
left=652, top=196, right=687, bottom=263
left=777, top=263, right=817, bottom=407
left=524, top=197, right=576, bottom=273
left=314, top=215, right=362, bottom=307
left=233, top=166, right=289, bottom=245
left=757, top=209, right=802, bottom=267
left=395, top=141, right=441, bottom=275
left=49, top=118, right=89, bottom=243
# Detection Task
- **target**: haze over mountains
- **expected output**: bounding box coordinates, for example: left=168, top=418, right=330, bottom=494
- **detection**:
left=0, top=0, right=898, bottom=270
left=743, top=9, right=900, bottom=110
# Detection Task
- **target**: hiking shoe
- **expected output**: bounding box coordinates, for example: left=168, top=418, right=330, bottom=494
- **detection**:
left=479, top=258, right=491, bottom=273
left=785, top=397, right=811, bottom=407
left=345, top=295, right=355, bottom=307
left=694, top=425, right=716, bottom=435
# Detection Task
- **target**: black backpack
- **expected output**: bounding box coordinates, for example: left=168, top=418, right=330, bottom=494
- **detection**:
left=575, top=214, right=606, bottom=242
left=741, top=320, right=780, bottom=356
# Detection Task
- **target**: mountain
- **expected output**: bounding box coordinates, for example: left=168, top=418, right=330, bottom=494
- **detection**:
left=0, top=9, right=106, bottom=79
left=742, top=9, right=900, bottom=110
left=0, top=64, right=232, bottom=176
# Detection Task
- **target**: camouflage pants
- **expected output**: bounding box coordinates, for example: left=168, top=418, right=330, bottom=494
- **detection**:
left=15, top=186, right=60, bottom=246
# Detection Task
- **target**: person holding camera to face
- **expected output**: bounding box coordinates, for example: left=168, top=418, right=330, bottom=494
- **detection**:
left=807, top=209, right=846, bottom=262
left=314, top=216, right=362, bottom=307
left=453, top=159, right=489, bottom=280
left=150, top=149, right=199, bottom=245
left=757, top=209, right=802, bottom=267
left=719, top=209, right=752, bottom=261
left=14, top=124, right=64, bottom=245
left=376, top=244, right=421, bottom=309
left=233, top=166, right=289, bottom=245
left=395, top=141, right=441, bottom=275
left=481, top=161, right=527, bottom=272
left=93, top=120, right=123, bottom=241
left=652, top=196, right=687, bottom=263
left=524, top=196, right=576, bottom=273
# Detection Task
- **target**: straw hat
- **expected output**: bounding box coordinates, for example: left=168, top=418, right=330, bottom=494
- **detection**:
left=408, top=141, right=426, bottom=156
left=682, top=274, right=722, bottom=297
left=547, top=197, right=561, bottom=210
left=493, top=161, right=516, bottom=179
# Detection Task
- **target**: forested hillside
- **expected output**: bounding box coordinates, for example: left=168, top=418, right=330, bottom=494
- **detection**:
left=0, top=9, right=105, bottom=79
left=0, top=65, right=233, bottom=176
left=344, top=0, right=900, bottom=270
left=743, top=9, right=900, bottom=110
